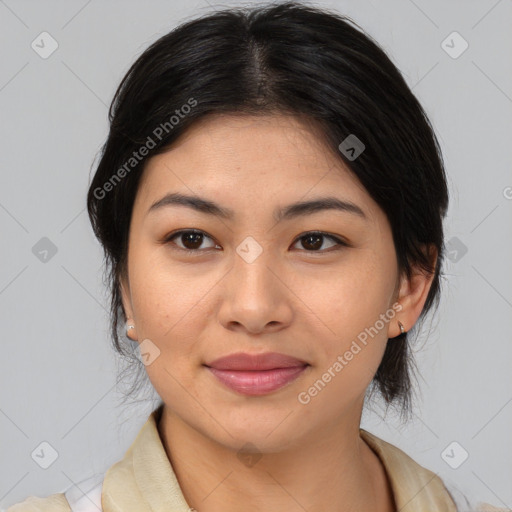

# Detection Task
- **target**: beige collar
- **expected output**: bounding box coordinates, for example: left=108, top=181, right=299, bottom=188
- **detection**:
left=102, top=405, right=456, bottom=512
left=359, top=428, right=457, bottom=511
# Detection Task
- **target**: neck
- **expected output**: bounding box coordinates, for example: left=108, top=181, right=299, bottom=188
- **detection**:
left=157, top=406, right=395, bottom=512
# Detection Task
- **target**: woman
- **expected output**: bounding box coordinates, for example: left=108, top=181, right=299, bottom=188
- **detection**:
left=7, top=2, right=508, bottom=511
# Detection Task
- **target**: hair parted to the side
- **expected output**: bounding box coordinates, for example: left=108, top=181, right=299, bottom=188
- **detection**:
left=86, top=1, right=449, bottom=422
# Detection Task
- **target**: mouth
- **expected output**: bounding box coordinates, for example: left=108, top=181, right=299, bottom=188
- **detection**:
left=203, top=351, right=310, bottom=396
left=205, top=365, right=309, bottom=396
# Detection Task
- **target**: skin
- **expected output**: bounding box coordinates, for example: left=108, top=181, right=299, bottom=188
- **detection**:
left=120, top=113, right=436, bottom=512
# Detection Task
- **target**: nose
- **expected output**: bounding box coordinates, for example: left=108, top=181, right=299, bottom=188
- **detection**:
left=217, top=246, right=294, bottom=335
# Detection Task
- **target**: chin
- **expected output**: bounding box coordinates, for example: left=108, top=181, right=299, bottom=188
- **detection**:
left=208, top=412, right=307, bottom=453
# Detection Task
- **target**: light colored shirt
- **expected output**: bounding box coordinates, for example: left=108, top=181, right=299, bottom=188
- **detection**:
left=6, top=405, right=509, bottom=512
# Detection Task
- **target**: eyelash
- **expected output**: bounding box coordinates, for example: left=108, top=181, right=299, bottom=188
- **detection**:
left=162, top=229, right=349, bottom=255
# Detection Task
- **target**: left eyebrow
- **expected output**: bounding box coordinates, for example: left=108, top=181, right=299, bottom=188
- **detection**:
left=146, top=192, right=368, bottom=222
left=275, top=197, right=367, bottom=223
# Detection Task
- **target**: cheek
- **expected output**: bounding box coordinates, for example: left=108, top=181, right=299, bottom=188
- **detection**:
left=129, top=256, right=213, bottom=358
left=129, top=261, right=213, bottom=402
left=303, top=255, right=395, bottom=367
left=296, top=271, right=392, bottom=413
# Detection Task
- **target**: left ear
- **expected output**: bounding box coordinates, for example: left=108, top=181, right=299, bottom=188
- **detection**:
left=393, top=244, right=438, bottom=336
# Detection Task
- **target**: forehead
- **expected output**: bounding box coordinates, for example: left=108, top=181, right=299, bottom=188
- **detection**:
left=135, top=113, right=377, bottom=220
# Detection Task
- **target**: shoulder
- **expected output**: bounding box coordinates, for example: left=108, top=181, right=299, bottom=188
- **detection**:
left=360, top=428, right=512, bottom=512
left=445, top=483, right=512, bottom=511
left=5, top=473, right=103, bottom=512
left=359, top=429, right=511, bottom=512
left=5, top=493, right=71, bottom=512
left=473, top=504, right=512, bottom=511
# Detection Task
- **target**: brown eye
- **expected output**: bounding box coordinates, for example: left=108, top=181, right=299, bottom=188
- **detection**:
left=165, top=230, right=218, bottom=252
left=292, top=232, right=347, bottom=252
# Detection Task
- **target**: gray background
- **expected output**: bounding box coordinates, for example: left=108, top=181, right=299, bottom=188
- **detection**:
left=1, top=0, right=511, bottom=509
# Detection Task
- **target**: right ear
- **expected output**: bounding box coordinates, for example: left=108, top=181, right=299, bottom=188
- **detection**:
left=119, top=275, right=136, bottom=339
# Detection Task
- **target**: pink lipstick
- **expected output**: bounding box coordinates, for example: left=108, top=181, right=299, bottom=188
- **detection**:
left=204, top=352, right=309, bottom=396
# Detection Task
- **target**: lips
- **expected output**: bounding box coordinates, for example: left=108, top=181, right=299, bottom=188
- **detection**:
left=205, top=351, right=308, bottom=371
left=204, top=352, right=309, bottom=396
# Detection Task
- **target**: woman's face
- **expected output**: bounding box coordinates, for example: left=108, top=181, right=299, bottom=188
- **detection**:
left=120, top=113, right=425, bottom=451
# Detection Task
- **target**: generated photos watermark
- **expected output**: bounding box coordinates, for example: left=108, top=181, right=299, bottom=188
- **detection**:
left=93, top=97, right=197, bottom=200
left=297, top=302, right=403, bottom=405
